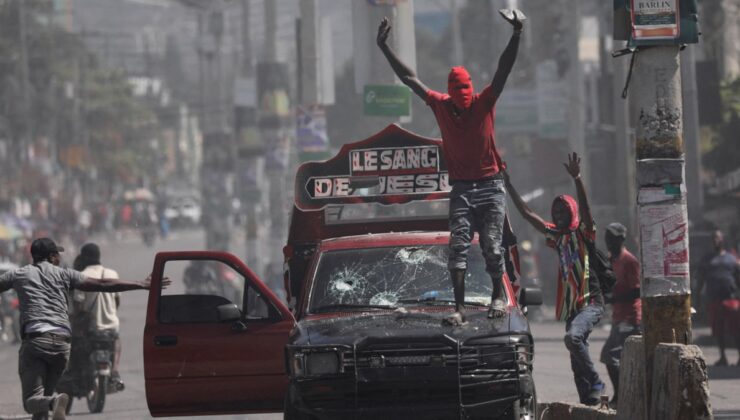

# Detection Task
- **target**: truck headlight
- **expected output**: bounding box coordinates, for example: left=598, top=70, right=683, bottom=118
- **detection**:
left=306, top=352, right=339, bottom=376
left=290, top=350, right=341, bottom=377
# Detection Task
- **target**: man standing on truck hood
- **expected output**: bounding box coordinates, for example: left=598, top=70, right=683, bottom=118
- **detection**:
left=376, top=9, right=524, bottom=326
left=0, top=238, right=166, bottom=420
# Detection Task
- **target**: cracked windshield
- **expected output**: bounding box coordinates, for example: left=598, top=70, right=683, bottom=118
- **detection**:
left=309, top=244, right=506, bottom=312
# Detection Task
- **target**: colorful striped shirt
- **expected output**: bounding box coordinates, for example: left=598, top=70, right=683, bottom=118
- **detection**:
left=545, top=221, right=597, bottom=321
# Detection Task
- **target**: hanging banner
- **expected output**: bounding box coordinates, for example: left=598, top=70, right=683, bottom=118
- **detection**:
left=296, top=105, right=329, bottom=154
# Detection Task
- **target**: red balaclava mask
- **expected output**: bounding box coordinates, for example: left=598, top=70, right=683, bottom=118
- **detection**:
left=551, top=195, right=580, bottom=232
left=448, top=66, right=474, bottom=109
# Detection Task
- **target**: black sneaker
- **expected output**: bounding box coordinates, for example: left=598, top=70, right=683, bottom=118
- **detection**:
left=51, top=393, right=69, bottom=420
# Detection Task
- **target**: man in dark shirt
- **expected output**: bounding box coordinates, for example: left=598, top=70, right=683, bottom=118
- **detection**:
left=376, top=9, right=524, bottom=325
left=505, top=153, right=606, bottom=406
left=599, top=222, right=641, bottom=406
left=696, top=230, right=740, bottom=366
left=0, top=238, right=166, bottom=420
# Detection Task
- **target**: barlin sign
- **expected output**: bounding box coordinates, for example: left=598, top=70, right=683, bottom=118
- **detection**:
left=631, top=0, right=679, bottom=41
left=294, top=124, right=450, bottom=211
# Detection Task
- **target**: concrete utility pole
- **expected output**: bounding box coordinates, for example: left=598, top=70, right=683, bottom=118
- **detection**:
left=18, top=0, right=31, bottom=163
left=630, top=45, right=692, bottom=410
left=238, top=0, right=264, bottom=277
left=680, top=44, right=704, bottom=220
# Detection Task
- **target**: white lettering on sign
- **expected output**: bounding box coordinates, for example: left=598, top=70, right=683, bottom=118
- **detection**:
left=350, top=146, right=439, bottom=175
left=308, top=173, right=450, bottom=199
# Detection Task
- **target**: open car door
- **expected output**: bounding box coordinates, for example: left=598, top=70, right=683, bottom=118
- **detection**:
left=144, top=251, right=295, bottom=417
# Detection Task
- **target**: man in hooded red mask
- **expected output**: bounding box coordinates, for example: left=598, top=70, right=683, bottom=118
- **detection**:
left=377, top=9, right=524, bottom=326
left=504, top=153, right=607, bottom=406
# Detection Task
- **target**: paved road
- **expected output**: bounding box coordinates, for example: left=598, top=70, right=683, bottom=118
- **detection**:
left=0, top=229, right=737, bottom=419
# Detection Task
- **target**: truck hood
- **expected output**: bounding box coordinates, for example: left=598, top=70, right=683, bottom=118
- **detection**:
left=291, top=307, right=530, bottom=347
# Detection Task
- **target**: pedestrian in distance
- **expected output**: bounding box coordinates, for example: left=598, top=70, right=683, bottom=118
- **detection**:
left=70, top=243, right=125, bottom=389
left=0, top=238, right=169, bottom=420
left=695, top=229, right=740, bottom=366
left=598, top=222, right=641, bottom=407
left=376, top=9, right=525, bottom=326
left=504, top=152, right=606, bottom=406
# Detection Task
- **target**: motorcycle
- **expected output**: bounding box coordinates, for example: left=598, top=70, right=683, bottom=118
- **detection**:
left=57, top=331, right=124, bottom=414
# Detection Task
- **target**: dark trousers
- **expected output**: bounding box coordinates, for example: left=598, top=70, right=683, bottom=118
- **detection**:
left=600, top=321, right=641, bottom=398
left=18, top=334, right=70, bottom=419
left=564, top=304, right=605, bottom=403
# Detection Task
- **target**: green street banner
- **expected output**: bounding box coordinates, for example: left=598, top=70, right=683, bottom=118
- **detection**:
left=364, top=85, right=411, bottom=117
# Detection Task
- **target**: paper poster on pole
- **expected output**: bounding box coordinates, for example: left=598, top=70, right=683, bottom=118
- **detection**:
left=638, top=194, right=689, bottom=279
left=630, top=0, right=680, bottom=41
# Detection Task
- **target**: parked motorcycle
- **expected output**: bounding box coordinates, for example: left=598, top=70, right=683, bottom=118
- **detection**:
left=57, top=331, right=124, bottom=413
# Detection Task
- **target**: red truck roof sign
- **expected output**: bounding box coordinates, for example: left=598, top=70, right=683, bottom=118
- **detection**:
left=294, top=124, right=450, bottom=211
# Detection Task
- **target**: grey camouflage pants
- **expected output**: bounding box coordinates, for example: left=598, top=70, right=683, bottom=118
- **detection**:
left=447, top=178, right=506, bottom=281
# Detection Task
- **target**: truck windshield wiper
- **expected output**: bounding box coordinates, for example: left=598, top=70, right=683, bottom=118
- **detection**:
left=396, top=297, right=489, bottom=307
left=312, top=303, right=397, bottom=313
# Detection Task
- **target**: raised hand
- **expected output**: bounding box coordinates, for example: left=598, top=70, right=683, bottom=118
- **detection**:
left=498, top=9, right=526, bottom=31
left=563, top=152, right=581, bottom=179
left=377, top=17, right=391, bottom=47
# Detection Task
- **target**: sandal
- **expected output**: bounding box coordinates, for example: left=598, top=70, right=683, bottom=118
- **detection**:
left=443, top=312, right=467, bottom=326
left=487, top=299, right=506, bottom=318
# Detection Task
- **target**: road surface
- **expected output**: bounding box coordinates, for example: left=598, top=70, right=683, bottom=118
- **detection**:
left=0, top=229, right=737, bottom=419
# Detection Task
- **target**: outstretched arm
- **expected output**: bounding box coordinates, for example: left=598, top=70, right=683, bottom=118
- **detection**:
left=503, top=169, right=548, bottom=234
left=489, top=10, right=524, bottom=101
left=376, top=17, right=429, bottom=99
left=76, top=274, right=171, bottom=293
left=563, top=152, right=594, bottom=232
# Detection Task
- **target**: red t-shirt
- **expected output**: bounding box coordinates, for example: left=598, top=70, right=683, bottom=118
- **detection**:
left=425, top=86, right=503, bottom=181
left=611, top=249, right=642, bottom=325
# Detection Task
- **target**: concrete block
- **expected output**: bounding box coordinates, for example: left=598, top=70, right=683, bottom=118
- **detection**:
left=650, top=343, right=712, bottom=420
left=616, top=336, right=647, bottom=420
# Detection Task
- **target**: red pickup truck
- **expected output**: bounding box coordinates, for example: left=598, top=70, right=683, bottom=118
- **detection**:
left=142, top=125, right=542, bottom=419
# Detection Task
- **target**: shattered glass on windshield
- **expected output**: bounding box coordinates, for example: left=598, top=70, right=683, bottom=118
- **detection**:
left=309, top=244, right=503, bottom=311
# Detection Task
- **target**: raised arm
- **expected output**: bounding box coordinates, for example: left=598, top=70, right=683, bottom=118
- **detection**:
left=503, top=168, right=548, bottom=234
left=563, top=152, right=594, bottom=232
left=489, top=9, right=524, bottom=101
left=376, top=17, right=429, bottom=99
left=76, top=274, right=171, bottom=293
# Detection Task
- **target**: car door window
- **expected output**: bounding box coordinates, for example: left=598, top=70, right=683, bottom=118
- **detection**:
left=159, top=260, right=245, bottom=323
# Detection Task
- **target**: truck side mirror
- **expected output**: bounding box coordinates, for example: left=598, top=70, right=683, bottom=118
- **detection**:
left=520, top=287, right=543, bottom=307
left=217, top=303, right=241, bottom=323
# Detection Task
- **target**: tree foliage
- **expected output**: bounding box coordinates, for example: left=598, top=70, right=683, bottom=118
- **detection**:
left=0, top=0, right=160, bottom=189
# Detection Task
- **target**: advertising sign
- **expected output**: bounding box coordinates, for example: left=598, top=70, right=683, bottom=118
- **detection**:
left=364, top=85, right=411, bottom=117
left=615, top=0, right=698, bottom=46
left=296, top=105, right=329, bottom=162
left=638, top=186, right=691, bottom=296
left=631, top=0, right=679, bottom=41
left=294, top=124, right=450, bottom=211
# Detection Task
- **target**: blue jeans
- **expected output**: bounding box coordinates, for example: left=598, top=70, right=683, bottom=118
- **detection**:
left=448, top=178, right=506, bottom=281
left=564, top=304, right=605, bottom=403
